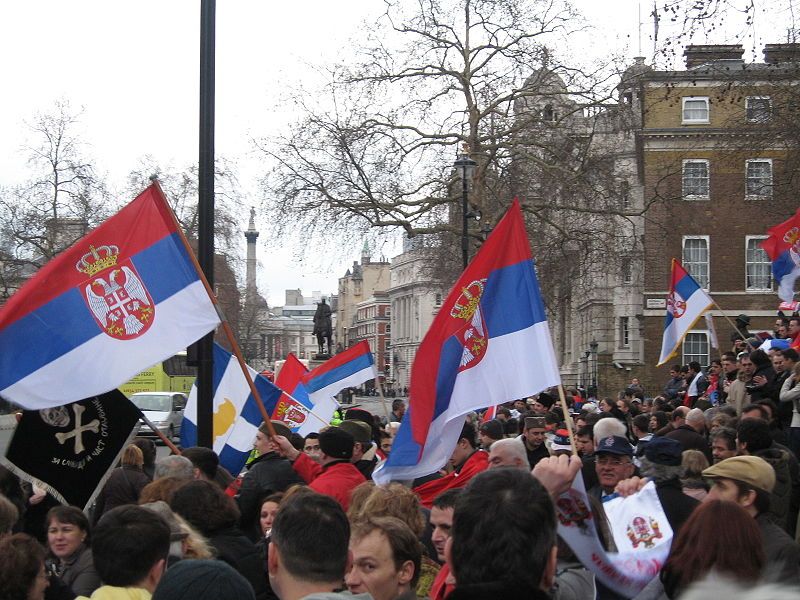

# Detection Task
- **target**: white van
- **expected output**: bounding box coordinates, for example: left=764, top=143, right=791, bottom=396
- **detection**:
left=130, top=392, right=187, bottom=441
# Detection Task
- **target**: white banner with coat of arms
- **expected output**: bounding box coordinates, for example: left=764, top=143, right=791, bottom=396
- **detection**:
left=556, top=473, right=673, bottom=597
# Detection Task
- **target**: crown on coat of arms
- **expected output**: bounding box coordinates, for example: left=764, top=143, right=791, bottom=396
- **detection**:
left=783, top=227, right=800, bottom=246
left=75, top=245, right=119, bottom=276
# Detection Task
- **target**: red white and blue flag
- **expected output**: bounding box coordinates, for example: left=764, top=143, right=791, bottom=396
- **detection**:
left=657, top=259, right=713, bottom=366
left=481, top=405, right=498, bottom=423
left=300, top=340, right=377, bottom=431
left=272, top=353, right=318, bottom=435
left=761, top=209, right=800, bottom=302
left=0, top=184, right=220, bottom=409
left=373, top=200, right=560, bottom=484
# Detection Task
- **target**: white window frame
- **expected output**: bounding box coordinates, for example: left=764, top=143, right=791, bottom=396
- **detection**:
left=682, top=330, right=710, bottom=368
left=746, top=96, right=772, bottom=123
left=682, top=96, right=710, bottom=124
left=745, top=235, right=772, bottom=292
left=682, top=159, right=710, bottom=200
left=619, top=316, right=630, bottom=349
left=682, top=235, right=710, bottom=291
left=745, top=158, right=773, bottom=199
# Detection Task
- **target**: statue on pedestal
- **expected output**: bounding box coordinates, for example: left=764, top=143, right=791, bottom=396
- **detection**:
left=313, top=298, right=333, bottom=358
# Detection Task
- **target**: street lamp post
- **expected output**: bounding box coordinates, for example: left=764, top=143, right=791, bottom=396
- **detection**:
left=453, top=151, right=477, bottom=269
left=589, top=340, right=599, bottom=390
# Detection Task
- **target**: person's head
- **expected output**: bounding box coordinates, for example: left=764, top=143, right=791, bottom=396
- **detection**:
left=378, top=431, right=393, bottom=455
left=152, top=559, right=256, bottom=600
left=487, top=438, right=530, bottom=470
left=688, top=361, right=702, bottom=375
left=703, top=456, right=775, bottom=516
left=736, top=418, right=772, bottom=455
left=259, top=492, right=283, bottom=536
left=631, top=414, right=650, bottom=439
left=616, top=398, right=631, bottom=415
left=0, top=533, right=48, bottom=600
left=739, top=353, right=754, bottom=377
left=740, top=403, right=769, bottom=422
left=780, top=348, right=799, bottom=368
left=449, top=422, right=477, bottom=467
left=709, top=412, right=734, bottom=433
left=496, top=407, right=511, bottom=422
left=660, top=500, right=764, bottom=598
left=256, top=421, right=292, bottom=456
left=46, top=505, right=90, bottom=560
left=347, top=483, right=425, bottom=537
left=171, top=480, right=240, bottom=537
left=594, top=436, right=635, bottom=492
left=686, top=408, right=705, bottom=433
left=592, top=417, right=626, bottom=447
left=790, top=316, right=800, bottom=336
left=513, top=399, right=527, bottom=413
left=318, top=427, right=356, bottom=465
left=477, top=420, right=504, bottom=449
left=430, top=489, right=461, bottom=562
left=268, top=492, right=351, bottom=596
left=133, top=438, right=157, bottom=467
left=303, top=433, right=322, bottom=463
left=339, top=420, right=373, bottom=462
left=139, top=476, right=187, bottom=505
left=522, top=416, right=547, bottom=448
left=710, top=427, right=738, bottom=463
left=669, top=365, right=680, bottom=378
left=575, top=426, right=595, bottom=456
left=122, top=444, right=144, bottom=468
left=391, top=400, right=405, bottom=418
left=772, top=352, right=785, bottom=373
left=92, top=505, right=171, bottom=591
left=599, top=397, right=615, bottom=413
left=346, top=517, right=422, bottom=600
left=154, top=455, right=194, bottom=480
left=681, top=450, right=709, bottom=478
left=721, top=357, right=738, bottom=375
left=0, top=495, right=19, bottom=535
left=181, top=447, right=220, bottom=482
left=449, top=468, right=557, bottom=592
left=649, top=411, right=668, bottom=432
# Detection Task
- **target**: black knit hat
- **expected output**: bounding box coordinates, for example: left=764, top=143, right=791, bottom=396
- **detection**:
left=318, top=428, right=355, bottom=460
left=152, top=559, right=255, bottom=600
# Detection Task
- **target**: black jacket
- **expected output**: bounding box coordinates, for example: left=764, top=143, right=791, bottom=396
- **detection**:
left=236, top=452, right=303, bottom=539
left=209, top=527, right=270, bottom=600
left=757, top=513, right=800, bottom=584
left=654, top=478, right=699, bottom=535
left=449, top=581, right=551, bottom=600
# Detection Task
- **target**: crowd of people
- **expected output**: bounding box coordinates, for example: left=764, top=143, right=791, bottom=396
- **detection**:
left=3, top=319, right=800, bottom=598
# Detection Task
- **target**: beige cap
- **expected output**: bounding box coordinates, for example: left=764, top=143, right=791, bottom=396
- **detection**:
left=339, top=419, right=372, bottom=444
left=702, top=455, right=776, bottom=493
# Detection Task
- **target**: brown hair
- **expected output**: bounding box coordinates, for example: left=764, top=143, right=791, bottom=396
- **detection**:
left=660, top=500, right=763, bottom=597
left=0, top=495, right=19, bottom=534
left=121, top=444, right=144, bottom=468
left=347, top=482, right=425, bottom=536
left=0, top=533, right=46, bottom=600
left=138, top=477, right=187, bottom=505
left=46, top=505, right=91, bottom=543
left=350, top=516, right=423, bottom=587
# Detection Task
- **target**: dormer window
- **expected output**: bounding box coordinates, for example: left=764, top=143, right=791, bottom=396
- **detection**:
left=542, top=104, right=558, bottom=122
left=682, top=97, right=709, bottom=124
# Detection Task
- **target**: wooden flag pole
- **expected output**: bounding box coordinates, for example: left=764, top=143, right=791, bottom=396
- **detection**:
left=374, top=375, right=393, bottom=424
left=556, top=384, right=578, bottom=458
left=149, top=180, right=277, bottom=439
left=138, top=412, right=182, bottom=455
left=708, top=298, right=751, bottom=349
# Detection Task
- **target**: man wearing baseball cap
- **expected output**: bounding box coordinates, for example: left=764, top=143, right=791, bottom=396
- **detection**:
left=703, top=455, right=800, bottom=583
left=588, top=436, right=635, bottom=501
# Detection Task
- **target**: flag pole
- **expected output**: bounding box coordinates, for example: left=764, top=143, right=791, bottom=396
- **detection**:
left=556, top=384, right=578, bottom=457
left=374, top=376, right=393, bottom=423
left=149, top=180, right=278, bottom=439
left=138, top=412, right=182, bottom=455
left=708, top=298, right=750, bottom=348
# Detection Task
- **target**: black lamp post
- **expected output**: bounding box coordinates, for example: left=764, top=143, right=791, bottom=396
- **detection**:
left=589, top=340, right=599, bottom=390
left=453, top=151, right=477, bottom=269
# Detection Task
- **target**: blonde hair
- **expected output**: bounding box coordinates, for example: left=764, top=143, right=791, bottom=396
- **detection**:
left=121, top=444, right=144, bottom=468
left=681, top=449, right=709, bottom=478
left=347, top=482, right=425, bottom=536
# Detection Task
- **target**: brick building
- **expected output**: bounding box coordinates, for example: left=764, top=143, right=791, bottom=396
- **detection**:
left=336, top=243, right=390, bottom=349
left=352, top=291, right=391, bottom=385
left=639, top=44, right=799, bottom=385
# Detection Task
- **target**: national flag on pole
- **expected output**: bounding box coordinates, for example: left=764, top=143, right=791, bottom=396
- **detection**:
left=300, top=340, right=377, bottom=431
left=761, top=209, right=800, bottom=302
left=272, top=353, right=315, bottom=434
left=0, top=184, right=220, bottom=409
left=481, top=405, right=498, bottom=423
left=373, top=199, right=561, bottom=484
left=1, top=390, right=141, bottom=510
left=181, top=342, right=282, bottom=476
left=657, top=259, right=713, bottom=366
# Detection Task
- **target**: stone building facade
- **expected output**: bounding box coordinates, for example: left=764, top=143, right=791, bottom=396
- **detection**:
left=336, top=243, right=390, bottom=349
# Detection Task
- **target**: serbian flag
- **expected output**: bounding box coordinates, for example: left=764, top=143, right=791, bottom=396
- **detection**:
left=272, top=353, right=316, bottom=435
left=657, top=259, right=713, bottom=366
left=0, top=184, right=220, bottom=409
left=373, top=200, right=561, bottom=484
left=481, top=405, right=497, bottom=423
left=182, top=342, right=282, bottom=476
left=300, top=341, right=377, bottom=430
left=761, top=209, right=800, bottom=302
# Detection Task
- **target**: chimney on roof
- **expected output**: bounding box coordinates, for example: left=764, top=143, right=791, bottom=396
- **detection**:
left=684, top=44, right=744, bottom=68
left=763, top=43, right=800, bottom=64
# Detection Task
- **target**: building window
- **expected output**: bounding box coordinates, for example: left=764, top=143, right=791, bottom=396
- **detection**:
left=542, top=104, right=558, bottom=122
left=683, top=331, right=709, bottom=367
left=619, top=317, right=630, bottom=348
left=435, top=293, right=443, bottom=306
left=620, top=181, right=631, bottom=209
left=746, top=236, right=772, bottom=291
left=621, top=257, right=633, bottom=284
left=746, top=96, right=771, bottom=123
left=683, top=236, right=710, bottom=290
left=682, top=97, right=709, bottom=123
left=682, top=160, right=709, bottom=199
left=746, top=159, right=772, bottom=198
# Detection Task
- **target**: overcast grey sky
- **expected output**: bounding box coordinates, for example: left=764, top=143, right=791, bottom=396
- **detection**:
left=0, top=1, right=786, bottom=306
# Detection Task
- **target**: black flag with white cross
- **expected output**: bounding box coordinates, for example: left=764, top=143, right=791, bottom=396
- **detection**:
left=2, top=389, right=141, bottom=510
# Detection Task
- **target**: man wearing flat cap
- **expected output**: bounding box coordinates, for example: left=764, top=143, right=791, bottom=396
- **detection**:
left=703, top=455, right=800, bottom=583
left=236, top=421, right=303, bottom=540
left=519, top=416, right=549, bottom=469
left=275, top=426, right=366, bottom=510
left=339, top=419, right=379, bottom=478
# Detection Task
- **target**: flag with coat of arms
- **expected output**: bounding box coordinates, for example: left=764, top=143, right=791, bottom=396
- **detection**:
left=761, top=208, right=800, bottom=302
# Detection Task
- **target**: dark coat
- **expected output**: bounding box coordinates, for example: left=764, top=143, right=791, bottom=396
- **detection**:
left=93, top=465, right=150, bottom=522
left=665, top=425, right=711, bottom=463
left=236, top=452, right=304, bottom=538
left=757, top=513, right=800, bottom=584
left=754, top=447, right=793, bottom=532
left=654, top=478, right=699, bottom=535
left=209, top=527, right=270, bottom=600
left=449, top=581, right=551, bottom=600
left=747, top=364, right=778, bottom=403
left=54, top=544, right=100, bottom=597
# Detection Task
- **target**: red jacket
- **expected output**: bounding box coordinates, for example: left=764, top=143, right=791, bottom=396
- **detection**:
left=414, top=450, right=489, bottom=509
left=291, top=452, right=365, bottom=510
